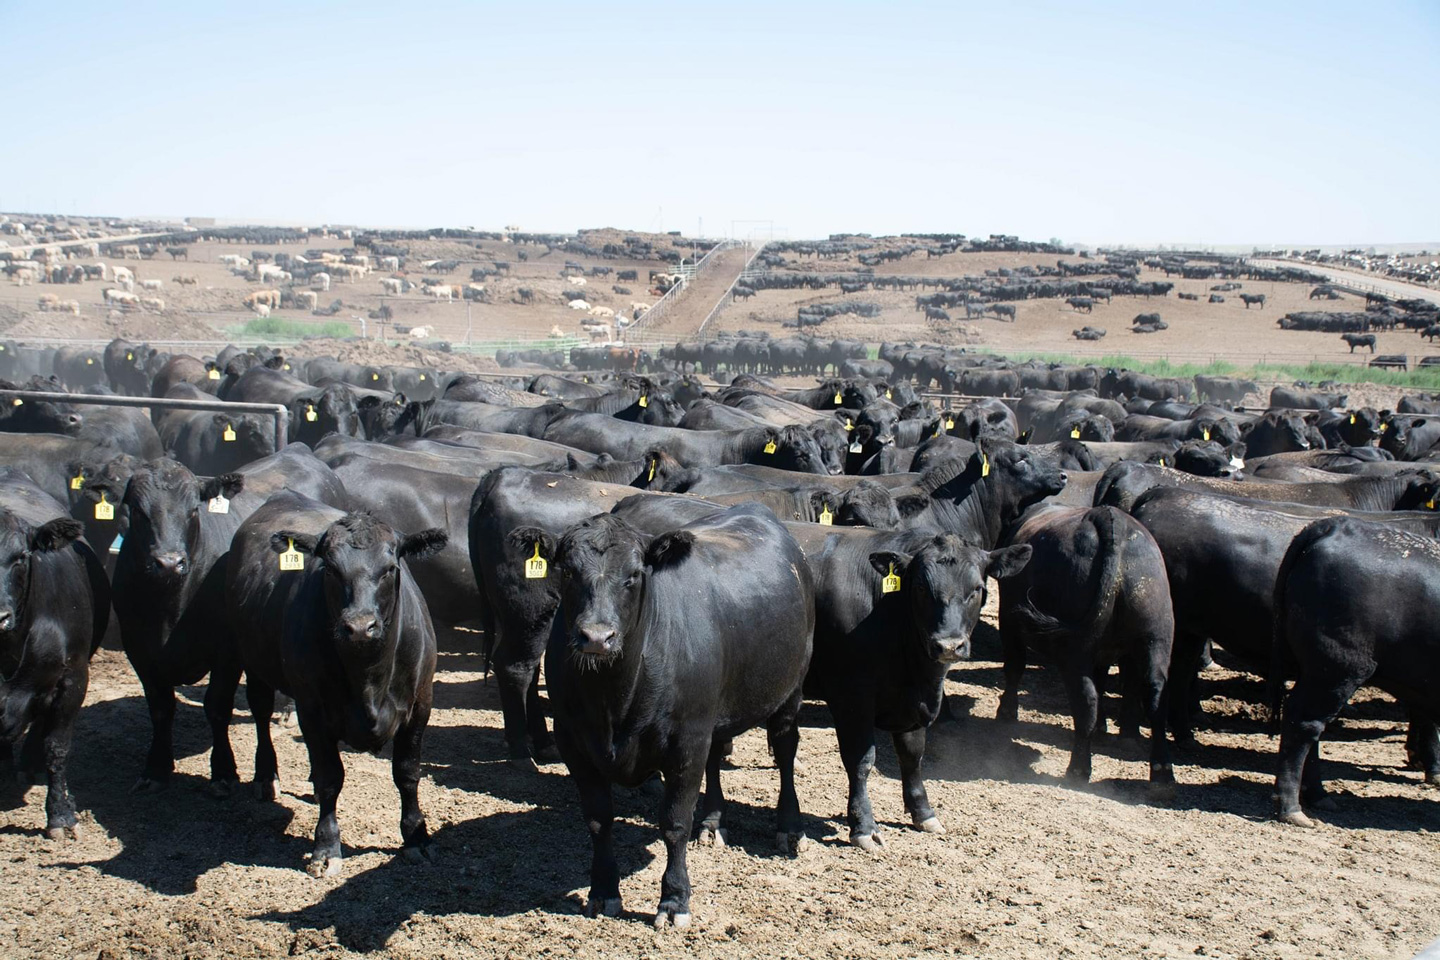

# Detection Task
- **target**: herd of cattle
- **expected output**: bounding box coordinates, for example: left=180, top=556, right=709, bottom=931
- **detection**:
left=0, top=334, right=1438, bottom=928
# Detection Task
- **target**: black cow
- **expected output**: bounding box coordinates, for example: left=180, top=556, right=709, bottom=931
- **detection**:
left=225, top=366, right=362, bottom=446
left=98, top=447, right=346, bottom=789
left=102, top=339, right=152, bottom=396
left=1195, top=375, right=1259, bottom=404
left=544, top=508, right=814, bottom=926
left=0, top=473, right=110, bottom=838
left=543, top=412, right=826, bottom=474
left=890, top=442, right=1068, bottom=546
left=1379, top=414, right=1440, bottom=461
left=156, top=384, right=276, bottom=474
left=226, top=493, right=446, bottom=875
left=1341, top=333, right=1377, bottom=353
left=1240, top=293, right=1266, bottom=309
left=1272, top=518, right=1440, bottom=826
left=1096, top=461, right=1439, bottom=514
left=997, top=505, right=1175, bottom=789
left=1239, top=411, right=1313, bottom=456
left=1269, top=385, right=1347, bottom=411
left=52, top=346, right=106, bottom=391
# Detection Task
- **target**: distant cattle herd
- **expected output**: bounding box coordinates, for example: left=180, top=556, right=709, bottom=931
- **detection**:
left=0, top=326, right=1436, bottom=927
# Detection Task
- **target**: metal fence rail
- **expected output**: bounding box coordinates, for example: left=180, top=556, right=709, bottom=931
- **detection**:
left=0, top=389, right=290, bottom=450
left=624, top=239, right=746, bottom=341
left=696, top=243, right=769, bottom=340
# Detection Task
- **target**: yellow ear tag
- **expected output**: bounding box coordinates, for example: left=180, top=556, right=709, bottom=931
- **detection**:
left=1070, top=427, right=1081, bottom=439
left=881, top=563, right=901, bottom=594
left=638, top=394, right=649, bottom=408
left=764, top=440, right=777, bottom=455
left=207, top=493, right=229, bottom=514
left=834, top=391, right=843, bottom=404
left=1349, top=413, right=1356, bottom=424
left=419, top=374, right=426, bottom=381
left=279, top=538, right=304, bottom=571
left=11, top=398, right=22, bottom=407
left=126, top=352, right=133, bottom=360
left=70, top=472, right=85, bottom=490
left=1159, top=457, right=1166, bottom=467
left=1380, top=422, right=1388, bottom=432
left=223, top=424, right=237, bottom=442
left=524, top=542, right=548, bottom=579
left=844, top=419, right=854, bottom=432
left=208, top=368, right=221, bottom=380
left=86, top=357, right=94, bottom=365
left=945, top=417, right=955, bottom=430
left=885, top=389, right=892, bottom=399
left=981, top=453, right=990, bottom=477
left=94, top=494, right=115, bottom=521
left=1202, top=428, right=1211, bottom=441
left=372, top=373, right=380, bottom=381
left=818, top=505, right=833, bottom=525
left=647, top=459, right=656, bottom=482
left=305, top=404, right=317, bottom=422
left=283, top=364, right=291, bottom=371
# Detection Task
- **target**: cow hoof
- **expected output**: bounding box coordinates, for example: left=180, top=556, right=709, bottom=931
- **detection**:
left=533, top=744, right=562, bottom=765
left=1277, top=810, right=1315, bottom=829
left=852, top=831, right=884, bottom=853
left=914, top=815, right=945, bottom=835
left=1147, top=780, right=1178, bottom=804
left=306, top=853, right=343, bottom=878
left=45, top=824, right=79, bottom=841
left=207, top=779, right=236, bottom=800
left=697, top=825, right=726, bottom=848
left=654, top=903, right=691, bottom=929
left=401, top=844, right=435, bottom=864
left=507, top=755, right=538, bottom=774
left=131, top=777, right=166, bottom=795
left=777, top=831, right=810, bottom=855
left=253, top=777, right=279, bottom=802
left=586, top=896, right=622, bottom=918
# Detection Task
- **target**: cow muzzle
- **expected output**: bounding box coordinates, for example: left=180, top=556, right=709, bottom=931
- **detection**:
left=150, top=553, right=189, bottom=577
left=576, top=623, right=620, bottom=656
left=0, top=608, right=15, bottom=632
left=929, top=636, right=970, bottom=664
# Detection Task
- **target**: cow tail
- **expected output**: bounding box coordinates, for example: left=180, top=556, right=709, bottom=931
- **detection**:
left=1266, top=517, right=1338, bottom=728
left=1009, top=507, right=1124, bottom=650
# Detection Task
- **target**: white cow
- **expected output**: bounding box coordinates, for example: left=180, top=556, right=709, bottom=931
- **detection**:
left=296, top=291, right=318, bottom=310
left=112, top=265, right=134, bottom=285
left=380, top=277, right=403, bottom=295
left=430, top=286, right=453, bottom=302
left=589, top=306, right=616, bottom=319
left=140, top=297, right=164, bottom=312
left=141, top=278, right=163, bottom=291
left=568, top=299, right=590, bottom=311
left=254, top=303, right=271, bottom=318
left=566, top=275, right=588, bottom=286
left=312, top=272, right=331, bottom=291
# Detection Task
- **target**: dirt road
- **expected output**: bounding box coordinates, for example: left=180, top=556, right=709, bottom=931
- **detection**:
left=1248, top=259, right=1440, bottom=307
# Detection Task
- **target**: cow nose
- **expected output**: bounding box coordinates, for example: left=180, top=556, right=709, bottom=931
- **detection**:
left=151, top=553, right=188, bottom=575
left=578, top=624, right=618, bottom=654
left=0, top=609, right=14, bottom=632
left=1059, top=472, right=1070, bottom=483
left=343, top=616, right=381, bottom=640
left=66, top=414, right=83, bottom=427
left=930, top=637, right=968, bottom=663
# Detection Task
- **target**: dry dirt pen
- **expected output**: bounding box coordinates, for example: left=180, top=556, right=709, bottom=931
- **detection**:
left=2, top=605, right=1436, bottom=960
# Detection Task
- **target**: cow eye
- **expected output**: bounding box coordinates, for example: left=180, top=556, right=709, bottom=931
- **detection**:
left=624, top=573, right=641, bottom=589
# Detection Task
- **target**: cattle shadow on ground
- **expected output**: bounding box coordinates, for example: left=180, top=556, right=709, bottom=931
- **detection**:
left=251, top=804, right=674, bottom=949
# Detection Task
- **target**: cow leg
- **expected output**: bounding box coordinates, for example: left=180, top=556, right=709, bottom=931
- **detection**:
left=834, top=708, right=881, bottom=850
left=1139, top=639, right=1176, bottom=794
left=204, top=660, right=241, bottom=793
left=567, top=748, right=621, bottom=919
left=525, top=661, right=559, bottom=764
left=697, top=739, right=727, bottom=846
left=768, top=686, right=805, bottom=852
left=38, top=667, right=86, bottom=839
left=892, top=727, right=941, bottom=834
left=135, top=673, right=177, bottom=790
left=655, top=758, right=703, bottom=928
left=996, top=627, right=1026, bottom=724
left=1275, top=672, right=1368, bottom=827
left=296, top=707, right=345, bottom=877
left=1062, top=664, right=1100, bottom=783
left=495, top=653, right=543, bottom=769
left=392, top=700, right=432, bottom=859
left=246, top=679, right=279, bottom=801
left=1166, top=631, right=1207, bottom=747
left=1404, top=711, right=1440, bottom=785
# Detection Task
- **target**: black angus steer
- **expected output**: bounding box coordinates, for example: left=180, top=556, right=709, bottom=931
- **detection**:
left=996, top=505, right=1176, bottom=789
left=0, top=473, right=110, bottom=838
left=544, top=507, right=815, bottom=927
left=543, top=411, right=827, bottom=474
left=1379, top=414, right=1440, bottom=461
left=156, top=383, right=276, bottom=475
left=466, top=468, right=653, bottom=768
left=890, top=441, right=1068, bottom=546
left=1272, top=518, right=1440, bottom=826
left=96, top=446, right=347, bottom=790
left=225, top=492, right=446, bottom=876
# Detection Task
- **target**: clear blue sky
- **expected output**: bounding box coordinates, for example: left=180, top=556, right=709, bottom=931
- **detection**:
left=2, top=1, right=1436, bottom=246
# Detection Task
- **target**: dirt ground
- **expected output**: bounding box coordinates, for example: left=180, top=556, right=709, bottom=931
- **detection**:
left=3, top=596, right=1436, bottom=960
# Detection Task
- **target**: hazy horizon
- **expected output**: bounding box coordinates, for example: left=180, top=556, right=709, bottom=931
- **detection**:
left=2, top=0, right=1436, bottom=247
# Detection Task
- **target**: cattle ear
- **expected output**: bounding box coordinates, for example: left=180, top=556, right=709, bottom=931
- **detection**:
left=808, top=490, right=834, bottom=515
left=854, top=424, right=875, bottom=445
left=868, top=550, right=910, bottom=578
left=1227, top=442, right=1247, bottom=460
left=894, top=494, right=929, bottom=519
left=211, top=412, right=229, bottom=427
left=269, top=531, right=318, bottom=555
left=200, top=473, right=244, bottom=501
left=1016, top=427, right=1032, bottom=445
left=399, top=528, right=448, bottom=560
left=985, top=544, right=1032, bottom=580
left=264, top=356, right=285, bottom=369
left=645, top=530, right=694, bottom=570
left=32, top=517, right=83, bottom=553
left=356, top=395, right=382, bottom=412
left=505, top=526, right=555, bottom=560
